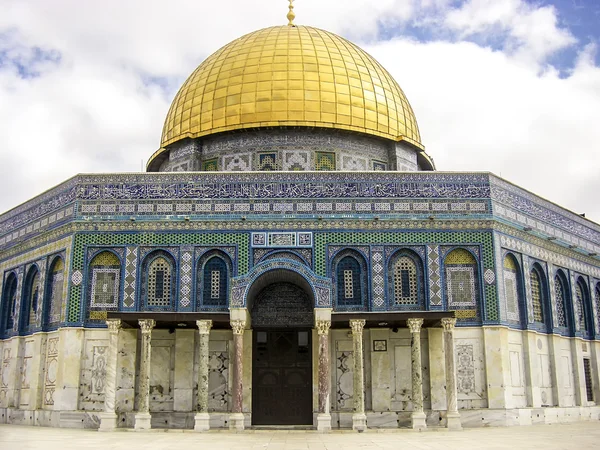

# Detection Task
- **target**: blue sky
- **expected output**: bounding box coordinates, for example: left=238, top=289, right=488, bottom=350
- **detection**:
left=0, top=0, right=599, bottom=223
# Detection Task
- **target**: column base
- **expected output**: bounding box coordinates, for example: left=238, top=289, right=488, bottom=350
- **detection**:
left=134, top=412, right=152, bottom=430
left=446, top=411, right=462, bottom=430
left=317, top=413, right=332, bottom=432
left=229, top=413, right=245, bottom=431
left=194, top=412, right=211, bottom=432
left=411, top=411, right=427, bottom=431
left=352, top=413, right=367, bottom=432
left=97, top=412, right=118, bottom=431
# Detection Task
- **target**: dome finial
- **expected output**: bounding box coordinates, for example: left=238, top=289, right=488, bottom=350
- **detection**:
left=287, top=0, right=296, bottom=26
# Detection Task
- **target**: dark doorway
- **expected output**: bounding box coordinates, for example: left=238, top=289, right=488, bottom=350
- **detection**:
left=252, top=329, right=312, bottom=425
left=250, top=281, right=313, bottom=426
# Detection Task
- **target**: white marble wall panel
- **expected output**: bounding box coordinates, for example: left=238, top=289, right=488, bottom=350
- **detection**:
left=149, top=330, right=175, bottom=412
left=116, top=329, right=137, bottom=413
left=537, top=335, right=554, bottom=406
left=456, top=329, right=487, bottom=409
left=508, top=341, right=527, bottom=408
left=370, top=329, right=391, bottom=412
left=79, top=334, right=108, bottom=411
left=559, top=337, right=576, bottom=406
left=334, top=338, right=354, bottom=411
left=207, top=338, right=230, bottom=412
left=173, top=330, right=194, bottom=412
left=42, top=334, right=59, bottom=409
left=389, top=329, right=431, bottom=412
left=18, top=339, right=35, bottom=409
left=54, top=329, right=84, bottom=411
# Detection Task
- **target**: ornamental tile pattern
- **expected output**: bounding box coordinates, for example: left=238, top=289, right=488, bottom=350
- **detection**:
left=179, top=247, right=193, bottom=309
left=370, top=246, right=385, bottom=309
left=123, top=247, right=138, bottom=308
left=426, top=245, right=442, bottom=306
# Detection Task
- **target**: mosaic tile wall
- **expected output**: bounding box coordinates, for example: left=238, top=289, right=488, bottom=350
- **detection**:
left=68, top=232, right=249, bottom=323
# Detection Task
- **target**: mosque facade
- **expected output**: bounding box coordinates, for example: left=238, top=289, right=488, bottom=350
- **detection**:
left=1, top=11, right=600, bottom=432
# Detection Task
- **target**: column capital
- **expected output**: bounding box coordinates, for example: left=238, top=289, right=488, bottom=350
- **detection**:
left=441, top=317, right=457, bottom=331
left=106, top=318, right=122, bottom=333
left=230, top=319, right=246, bottom=335
left=350, top=319, right=366, bottom=335
left=138, top=318, right=156, bottom=334
left=196, top=320, right=213, bottom=335
left=316, top=319, right=331, bottom=335
left=407, top=318, right=424, bottom=334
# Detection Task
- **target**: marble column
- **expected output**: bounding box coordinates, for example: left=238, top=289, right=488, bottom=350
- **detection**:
left=350, top=319, right=366, bottom=432
left=407, top=318, right=426, bottom=430
left=316, top=318, right=332, bottom=432
left=134, top=318, right=155, bottom=430
left=230, top=319, right=246, bottom=431
left=99, top=319, right=122, bottom=431
left=441, top=318, right=462, bottom=430
left=194, top=319, right=213, bottom=432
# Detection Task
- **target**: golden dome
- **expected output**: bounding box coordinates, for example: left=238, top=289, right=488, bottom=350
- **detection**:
left=156, top=25, right=424, bottom=162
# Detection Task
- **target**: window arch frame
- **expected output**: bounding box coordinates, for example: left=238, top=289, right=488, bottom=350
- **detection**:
left=86, top=250, right=123, bottom=324
left=554, top=269, right=573, bottom=334
left=140, top=250, right=177, bottom=311
left=387, top=249, right=425, bottom=311
left=1, top=271, right=19, bottom=337
left=19, top=265, right=41, bottom=334
left=502, top=253, right=526, bottom=327
left=528, top=262, right=551, bottom=332
left=443, top=247, right=482, bottom=322
left=574, top=276, right=592, bottom=338
left=196, top=250, right=233, bottom=311
left=331, top=249, right=368, bottom=311
left=42, top=256, right=65, bottom=331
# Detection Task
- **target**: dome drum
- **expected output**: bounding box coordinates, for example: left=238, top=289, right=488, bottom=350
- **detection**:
left=148, top=128, right=434, bottom=173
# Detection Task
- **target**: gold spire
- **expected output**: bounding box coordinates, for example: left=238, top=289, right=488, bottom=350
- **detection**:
left=287, top=0, right=295, bottom=26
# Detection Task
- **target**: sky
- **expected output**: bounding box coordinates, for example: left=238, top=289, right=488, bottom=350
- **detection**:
left=0, top=0, right=599, bottom=224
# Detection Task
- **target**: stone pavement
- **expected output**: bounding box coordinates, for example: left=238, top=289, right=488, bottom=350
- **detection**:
left=1, top=422, right=599, bottom=450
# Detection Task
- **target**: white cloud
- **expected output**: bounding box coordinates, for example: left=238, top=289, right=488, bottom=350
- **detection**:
left=444, top=0, right=576, bottom=64
left=0, top=0, right=598, bottom=227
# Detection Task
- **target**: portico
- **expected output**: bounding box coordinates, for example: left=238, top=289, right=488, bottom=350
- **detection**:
left=101, top=309, right=461, bottom=432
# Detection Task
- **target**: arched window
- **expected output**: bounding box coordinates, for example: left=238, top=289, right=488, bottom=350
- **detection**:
left=333, top=250, right=367, bottom=310
left=444, top=248, right=480, bottom=320
left=574, top=278, right=589, bottom=334
left=20, top=266, right=40, bottom=333
left=43, top=257, right=64, bottom=330
left=389, top=251, right=424, bottom=310
left=197, top=254, right=230, bottom=310
left=141, top=251, right=176, bottom=310
left=530, top=268, right=544, bottom=324
left=554, top=273, right=569, bottom=328
left=503, top=254, right=522, bottom=324
left=1, top=272, right=18, bottom=336
left=87, top=251, right=121, bottom=322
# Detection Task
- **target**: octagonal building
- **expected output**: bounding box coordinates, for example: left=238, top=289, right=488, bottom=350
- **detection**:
left=1, top=14, right=600, bottom=432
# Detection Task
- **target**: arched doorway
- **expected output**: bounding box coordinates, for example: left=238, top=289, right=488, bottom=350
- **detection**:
left=248, top=270, right=314, bottom=426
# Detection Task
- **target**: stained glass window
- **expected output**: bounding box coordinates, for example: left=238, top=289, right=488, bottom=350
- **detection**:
left=575, top=280, right=587, bottom=331
left=503, top=255, right=521, bottom=323
left=2, top=273, right=18, bottom=334
left=202, top=256, right=228, bottom=307
left=530, top=269, right=544, bottom=323
left=20, top=267, right=40, bottom=332
left=147, top=257, right=172, bottom=307
left=336, top=255, right=363, bottom=308
left=393, top=256, right=418, bottom=306
left=554, top=275, right=567, bottom=327
left=445, top=249, right=478, bottom=320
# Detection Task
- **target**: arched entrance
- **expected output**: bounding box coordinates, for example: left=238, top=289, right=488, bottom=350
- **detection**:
left=248, top=270, right=314, bottom=426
